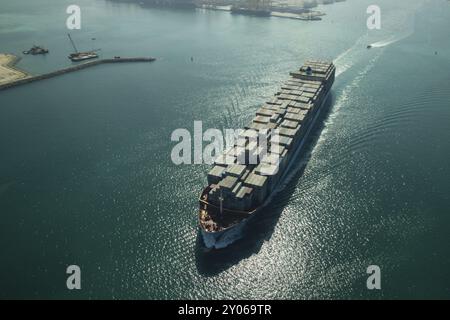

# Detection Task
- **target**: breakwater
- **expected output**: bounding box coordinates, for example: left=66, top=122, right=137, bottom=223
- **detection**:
left=0, top=57, right=156, bottom=91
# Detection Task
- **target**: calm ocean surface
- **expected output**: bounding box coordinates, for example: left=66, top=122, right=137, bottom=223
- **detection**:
left=0, top=0, right=449, bottom=299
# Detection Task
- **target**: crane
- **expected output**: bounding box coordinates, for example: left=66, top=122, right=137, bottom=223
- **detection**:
left=67, top=33, right=78, bottom=53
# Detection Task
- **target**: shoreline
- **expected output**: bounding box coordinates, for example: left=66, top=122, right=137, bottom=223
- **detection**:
left=197, top=4, right=326, bottom=21
left=0, top=54, right=31, bottom=86
left=114, top=0, right=332, bottom=21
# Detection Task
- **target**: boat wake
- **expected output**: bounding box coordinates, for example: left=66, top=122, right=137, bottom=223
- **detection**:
left=368, top=31, right=412, bottom=48
left=334, top=0, right=426, bottom=78
left=369, top=36, right=397, bottom=48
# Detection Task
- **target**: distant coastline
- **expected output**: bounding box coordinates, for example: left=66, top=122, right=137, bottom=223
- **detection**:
left=111, top=0, right=346, bottom=21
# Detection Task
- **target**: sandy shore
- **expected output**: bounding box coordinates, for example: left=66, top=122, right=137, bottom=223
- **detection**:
left=0, top=54, right=30, bottom=86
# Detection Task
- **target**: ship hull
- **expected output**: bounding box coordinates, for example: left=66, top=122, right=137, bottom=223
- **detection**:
left=200, top=86, right=332, bottom=250
left=70, top=56, right=98, bottom=62
left=201, top=220, right=248, bottom=249
left=69, top=53, right=99, bottom=62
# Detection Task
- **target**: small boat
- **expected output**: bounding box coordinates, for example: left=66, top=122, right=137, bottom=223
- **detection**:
left=23, top=45, right=49, bottom=55
left=367, top=45, right=372, bottom=49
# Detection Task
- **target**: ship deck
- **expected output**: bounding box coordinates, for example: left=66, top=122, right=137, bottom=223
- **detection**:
left=199, top=186, right=254, bottom=232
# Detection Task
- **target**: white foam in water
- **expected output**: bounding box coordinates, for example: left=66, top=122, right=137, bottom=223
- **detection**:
left=334, top=37, right=368, bottom=77
left=369, top=29, right=414, bottom=48
left=334, top=0, right=426, bottom=78
left=370, top=36, right=399, bottom=48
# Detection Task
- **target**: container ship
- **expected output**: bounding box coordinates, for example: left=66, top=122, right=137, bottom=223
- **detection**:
left=198, top=60, right=336, bottom=249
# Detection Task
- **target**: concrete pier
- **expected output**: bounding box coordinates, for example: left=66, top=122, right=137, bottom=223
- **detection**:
left=0, top=56, right=156, bottom=91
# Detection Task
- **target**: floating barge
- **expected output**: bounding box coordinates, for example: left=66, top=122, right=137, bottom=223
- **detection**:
left=67, top=34, right=99, bottom=62
left=199, top=60, right=336, bottom=249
